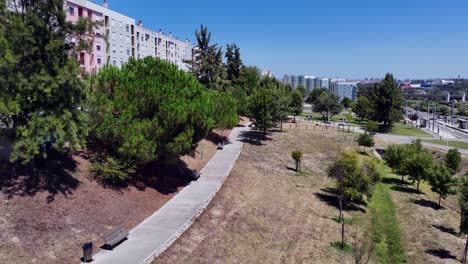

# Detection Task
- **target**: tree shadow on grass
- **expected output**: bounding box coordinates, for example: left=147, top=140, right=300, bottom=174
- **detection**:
left=411, top=198, right=443, bottom=210
left=382, top=177, right=408, bottom=185
left=111, top=159, right=193, bottom=196
left=0, top=150, right=80, bottom=203
left=206, top=130, right=229, bottom=145
left=425, top=249, right=457, bottom=260
left=390, top=185, right=421, bottom=194
left=315, top=188, right=366, bottom=213
left=432, top=224, right=459, bottom=236
left=238, top=130, right=272, bottom=146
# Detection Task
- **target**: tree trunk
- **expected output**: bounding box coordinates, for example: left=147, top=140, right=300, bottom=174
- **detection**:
left=339, top=195, right=345, bottom=249
left=401, top=174, right=404, bottom=184
left=280, top=120, right=283, bottom=131
left=438, top=194, right=442, bottom=208
left=417, top=180, right=420, bottom=192
left=464, top=235, right=468, bottom=264
left=295, top=161, right=298, bottom=172
left=294, top=115, right=296, bottom=123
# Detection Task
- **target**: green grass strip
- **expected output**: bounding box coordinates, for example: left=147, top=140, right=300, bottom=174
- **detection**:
left=369, top=183, right=406, bottom=263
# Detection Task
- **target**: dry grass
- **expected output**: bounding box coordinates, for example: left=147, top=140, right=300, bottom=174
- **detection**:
left=386, top=173, right=465, bottom=264
left=155, top=129, right=363, bottom=264
left=375, top=137, right=468, bottom=263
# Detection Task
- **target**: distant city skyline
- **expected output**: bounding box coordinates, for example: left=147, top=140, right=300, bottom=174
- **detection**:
left=101, top=0, right=467, bottom=79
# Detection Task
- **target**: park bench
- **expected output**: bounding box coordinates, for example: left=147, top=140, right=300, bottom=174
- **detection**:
left=103, top=225, right=128, bottom=249
left=217, top=142, right=224, bottom=150
left=191, top=170, right=201, bottom=180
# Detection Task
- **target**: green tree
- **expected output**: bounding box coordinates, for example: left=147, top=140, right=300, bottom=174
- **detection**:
left=291, top=150, right=303, bottom=172
left=238, top=66, right=261, bottom=96
left=328, top=151, right=371, bottom=249
left=225, top=43, right=243, bottom=83
left=214, top=93, right=239, bottom=136
left=186, top=25, right=227, bottom=91
left=230, top=86, right=248, bottom=116
left=357, top=134, right=375, bottom=152
left=296, top=85, right=308, bottom=98
left=289, top=90, right=303, bottom=123
left=90, top=57, right=223, bottom=167
left=272, top=88, right=291, bottom=131
left=367, top=74, right=404, bottom=131
left=306, top=88, right=328, bottom=104
left=429, top=165, right=457, bottom=208
left=365, top=121, right=379, bottom=134
left=352, top=96, right=372, bottom=121
left=341, top=97, right=353, bottom=109
left=445, top=148, right=462, bottom=174
left=314, top=92, right=343, bottom=121
left=249, top=88, right=275, bottom=139
left=0, top=0, right=89, bottom=163
left=439, top=105, right=450, bottom=116
left=401, top=151, right=434, bottom=192
left=384, top=143, right=421, bottom=183
left=459, top=177, right=468, bottom=263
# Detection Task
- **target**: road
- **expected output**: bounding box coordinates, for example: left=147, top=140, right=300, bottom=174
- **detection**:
left=89, top=125, right=250, bottom=264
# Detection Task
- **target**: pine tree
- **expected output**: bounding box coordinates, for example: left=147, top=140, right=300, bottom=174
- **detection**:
left=186, top=25, right=227, bottom=91
left=0, top=0, right=88, bottom=163
left=90, top=57, right=229, bottom=165
left=225, top=43, right=243, bottom=83
left=445, top=148, right=462, bottom=174
left=367, top=73, right=404, bottom=131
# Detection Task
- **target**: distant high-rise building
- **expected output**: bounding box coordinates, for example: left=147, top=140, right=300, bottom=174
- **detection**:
left=321, top=78, right=330, bottom=90
left=331, top=82, right=358, bottom=101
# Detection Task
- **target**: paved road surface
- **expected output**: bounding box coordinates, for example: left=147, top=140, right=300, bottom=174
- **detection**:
left=90, top=125, right=250, bottom=264
left=376, top=134, right=468, bottom=155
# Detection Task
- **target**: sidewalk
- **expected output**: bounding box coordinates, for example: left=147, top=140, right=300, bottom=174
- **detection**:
left=90, top=125, right=249, bottom=264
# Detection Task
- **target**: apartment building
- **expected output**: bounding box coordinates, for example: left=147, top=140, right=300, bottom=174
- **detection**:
left=134, top=23, right=193, bottom=72
left=65, top=0, right=193, bottom=73
left=330, top=81, right=358, bottom=101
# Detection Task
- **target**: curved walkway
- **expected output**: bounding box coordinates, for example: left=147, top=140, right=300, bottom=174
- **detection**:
left=90, top=126, right=250, bottom=264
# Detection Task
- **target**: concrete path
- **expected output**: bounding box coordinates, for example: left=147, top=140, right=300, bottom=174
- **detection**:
left=90, top=126, right=250, bottom=264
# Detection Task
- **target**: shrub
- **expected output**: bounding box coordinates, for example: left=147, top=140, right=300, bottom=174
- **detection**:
left=90, top=156, right=134, bottom=184
left=291, top=150, right=303, bottom=171
left=358, top=134, right=375, bottom=151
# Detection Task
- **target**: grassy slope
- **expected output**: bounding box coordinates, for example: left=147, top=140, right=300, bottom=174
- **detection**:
left=422, top=139, right=468, bottom=149
left=389, top=123, right=432, bottom=137
left=369, top=180, right=406, bottom=263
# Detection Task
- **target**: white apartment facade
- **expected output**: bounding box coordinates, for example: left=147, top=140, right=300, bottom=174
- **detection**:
left=65, top=0, right=193, bottom=73
left=10, top=0, right=195, bottom=74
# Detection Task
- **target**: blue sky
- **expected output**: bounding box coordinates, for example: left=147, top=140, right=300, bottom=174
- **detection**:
left=104, top=0, right=468, bottom=79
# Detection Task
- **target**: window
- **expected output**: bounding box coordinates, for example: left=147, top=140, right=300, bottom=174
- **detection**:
left=127, top=49, right=130, bottom=55
left=141, top=36, right=143, bottom=41
left=97, top=58, right=102, bottom=65
left=68, top=7, right=74, bottom=16
left=126, top=24, right=129, bottom=32
left=96, top=45, right=101, bottom=51
left=78, top=7, right=83, bottom=17
left=112, top=60, right=116, bottom=66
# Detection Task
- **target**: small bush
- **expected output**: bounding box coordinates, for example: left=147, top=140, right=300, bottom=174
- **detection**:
left=331, top=241, right=354, bottom=253
left=90, top=156, right=134, bottom=184
left=291, top=150, right=303, bottom=162
left=358, top=134, right=375, bottom=151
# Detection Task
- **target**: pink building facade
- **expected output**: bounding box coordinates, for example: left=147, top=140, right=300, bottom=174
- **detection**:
left=66, top=1, right=105, bottom=74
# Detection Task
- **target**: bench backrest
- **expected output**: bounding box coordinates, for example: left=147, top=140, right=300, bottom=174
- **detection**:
left=103, top=225, right=128, bottom=247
